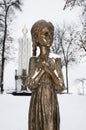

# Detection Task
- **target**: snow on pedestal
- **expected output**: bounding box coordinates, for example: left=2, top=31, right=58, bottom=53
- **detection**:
left=17, top=26, right=31, bottom=91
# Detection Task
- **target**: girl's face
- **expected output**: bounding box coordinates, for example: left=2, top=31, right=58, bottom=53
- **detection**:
left=38, top=26, right=53, bottom=47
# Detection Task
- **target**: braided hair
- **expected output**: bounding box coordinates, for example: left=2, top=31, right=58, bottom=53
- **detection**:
left=31, top=20, right=54, bottom=56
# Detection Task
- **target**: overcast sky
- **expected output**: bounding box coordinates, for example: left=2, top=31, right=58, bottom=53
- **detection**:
left=12, top=0, right=80, bottom=38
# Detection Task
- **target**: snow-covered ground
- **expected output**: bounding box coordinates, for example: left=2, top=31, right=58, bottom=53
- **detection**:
left=0, top=94, right=86, bottom=130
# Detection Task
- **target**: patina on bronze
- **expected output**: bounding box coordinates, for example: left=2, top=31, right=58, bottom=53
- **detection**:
left=27, top=20, right=64, bottom=130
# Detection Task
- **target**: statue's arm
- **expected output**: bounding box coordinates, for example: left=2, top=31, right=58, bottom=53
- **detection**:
left=43, top=65, right=60, bottom=85
left=54, top=58, right=64, bottom=92
left=43, top=58, right=64, bottom=92
left=27, top=57, right=45, bottom=91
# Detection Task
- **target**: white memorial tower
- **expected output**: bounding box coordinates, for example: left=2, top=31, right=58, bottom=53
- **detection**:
left=17, top=26, right=31, bottom=91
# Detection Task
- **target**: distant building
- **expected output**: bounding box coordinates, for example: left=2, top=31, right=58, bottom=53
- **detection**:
left=16, top=25, right=31, bottom=91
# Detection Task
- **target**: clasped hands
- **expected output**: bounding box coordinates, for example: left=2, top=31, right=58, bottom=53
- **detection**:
left=41, top=61, right=52, bottom=74
left=29, top=61, right=60, bottom=88
left=40, top=61, right=60, bottom=85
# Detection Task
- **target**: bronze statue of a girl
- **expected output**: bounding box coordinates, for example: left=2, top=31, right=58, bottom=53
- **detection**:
left=27, top=20, right=64, bottom=130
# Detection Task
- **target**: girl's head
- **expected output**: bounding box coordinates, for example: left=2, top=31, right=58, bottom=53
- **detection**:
left=31, top=20, right=54, bottom=56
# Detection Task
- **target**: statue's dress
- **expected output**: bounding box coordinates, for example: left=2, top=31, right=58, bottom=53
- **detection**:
left=28, top=56, right=64, bottom=130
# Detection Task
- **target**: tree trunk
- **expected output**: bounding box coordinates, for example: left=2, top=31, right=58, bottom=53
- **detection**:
left=1, top=34, right=6, bottom=92
left=66, top=63, right=69, bottom=93
left=0, top=16, right=7, bottom=93
left=1, top=44, right=5, bottom=92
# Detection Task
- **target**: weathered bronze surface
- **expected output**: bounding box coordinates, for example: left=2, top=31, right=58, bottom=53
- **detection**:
left=27, top=20, right=64, bottom=130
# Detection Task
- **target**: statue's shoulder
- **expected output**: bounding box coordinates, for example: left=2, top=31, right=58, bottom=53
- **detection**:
left=49, top=53, right=61, bottom=66
left=29, top=56, right=37, bottom=63
left=30, top=56, right=37, bottom=60
left=49, top=53, right=61, bottom=60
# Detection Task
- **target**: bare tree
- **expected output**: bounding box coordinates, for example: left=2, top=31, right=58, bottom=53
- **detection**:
left=51, top=23, right=78, bottom=93
left=74, top=8, right=86, bottom=62
left=63, top=0, right=86, bottom=64
left=0, top=0, right=22, bottom=92
left=63, top=0, right=86, bottom=10
left=80, top=10, right=86, bottom=49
